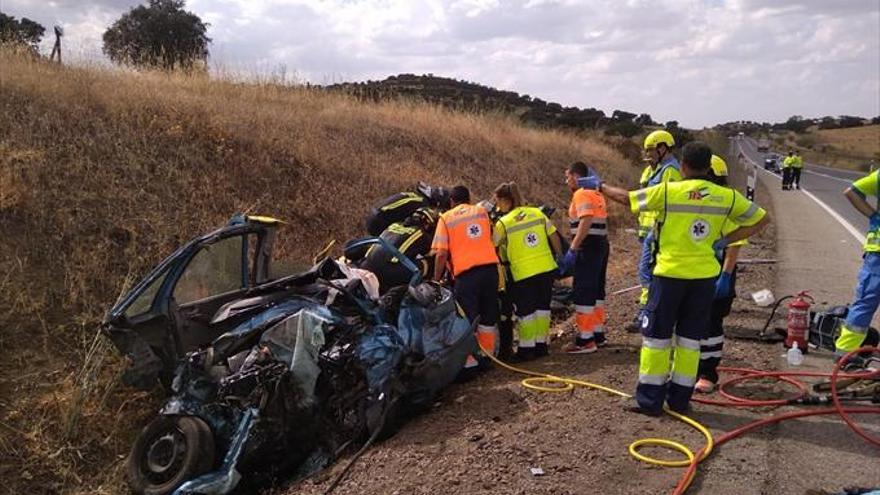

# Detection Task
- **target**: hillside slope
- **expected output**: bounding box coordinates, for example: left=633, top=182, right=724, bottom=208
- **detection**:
left=0, top=52, right=636, bottom=494
left=771, top=124, right=880, bottom=170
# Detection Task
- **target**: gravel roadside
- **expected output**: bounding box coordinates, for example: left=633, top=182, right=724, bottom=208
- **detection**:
left=274, top=158, right=878, bottom=495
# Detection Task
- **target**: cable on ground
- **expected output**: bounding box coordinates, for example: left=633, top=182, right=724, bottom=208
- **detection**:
left=484, top=345, right=880, bottom=495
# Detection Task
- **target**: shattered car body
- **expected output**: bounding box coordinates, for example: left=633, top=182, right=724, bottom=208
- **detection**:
left=103, top=216, right=476, bottom=495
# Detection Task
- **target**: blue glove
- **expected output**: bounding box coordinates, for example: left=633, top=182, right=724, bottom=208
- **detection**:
left=712, top=237, right=730, bottom=259
left=870, top=212, right=880, bottom=231
left=715, top=271, right=732, bottom=299
left=555, top=254, right=567, bottom=276
left=558, top=249, right=577, bottom=275
left=576, top=175, right=602, bottom=191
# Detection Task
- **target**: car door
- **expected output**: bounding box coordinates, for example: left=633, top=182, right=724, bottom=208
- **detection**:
left=170, top=233, right=256, bottom=352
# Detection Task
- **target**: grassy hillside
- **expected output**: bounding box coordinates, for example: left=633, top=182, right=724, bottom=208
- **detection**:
left=0, top=51, right=636, bottom=494
left=771, top=124, right=880, bottom=170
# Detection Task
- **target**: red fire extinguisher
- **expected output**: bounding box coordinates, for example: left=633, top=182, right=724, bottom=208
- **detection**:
left=785, top=291, right=814, bottom=353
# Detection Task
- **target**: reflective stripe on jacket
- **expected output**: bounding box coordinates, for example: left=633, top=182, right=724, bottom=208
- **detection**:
left=495, top=206, right=558, bottom=282
left=629, top=179, right=766, bottom=279
left=432, top=203, right=499, bottom=277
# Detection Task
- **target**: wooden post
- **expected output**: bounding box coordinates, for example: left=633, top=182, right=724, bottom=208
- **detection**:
left=50, top=25, right=63, bottom=64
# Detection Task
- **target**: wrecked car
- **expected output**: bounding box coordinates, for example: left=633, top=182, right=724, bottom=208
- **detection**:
left=103, top=215, right=476, bottom=495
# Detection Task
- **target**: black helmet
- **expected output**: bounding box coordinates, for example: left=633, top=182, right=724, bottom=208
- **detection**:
left=407, top=207, right=439, bottom=231
left=430, top=187, right=451, bottom=210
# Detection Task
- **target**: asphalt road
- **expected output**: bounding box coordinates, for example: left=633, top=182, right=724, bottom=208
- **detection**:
left=732, top=136, right=869, bottom=239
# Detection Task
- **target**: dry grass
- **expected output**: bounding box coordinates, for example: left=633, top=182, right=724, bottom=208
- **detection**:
left=0, top=50, right=636, bottom=494
left=775, top=125, right=880, bottom=170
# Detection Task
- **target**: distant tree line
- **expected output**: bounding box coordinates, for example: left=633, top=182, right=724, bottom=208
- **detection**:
left=327, top=74, right=686, bottom=140
left=716, top=114, right=879, bottom=136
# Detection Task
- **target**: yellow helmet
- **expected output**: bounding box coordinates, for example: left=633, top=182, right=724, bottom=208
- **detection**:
left=643, top=130, right=675, bottom=150
left=710, top=155, right=728, bottom=177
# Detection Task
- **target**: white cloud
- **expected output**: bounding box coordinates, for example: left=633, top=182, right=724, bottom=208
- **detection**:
left=2, top=0, right=878, bottom=126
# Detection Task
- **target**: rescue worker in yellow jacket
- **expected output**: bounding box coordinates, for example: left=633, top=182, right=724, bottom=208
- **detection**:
left=696, top=156, right=749, bottom=393
left=835, top=170, right=880, bottom=359
left=492, top=182, right=562, bottom=361
left=625, top=131, right=682, bottom=332
left=789, top=151, right=804, bottom=190
left=782, top=151, right=795, bottom=190
left=582, top=142, right=770, bottom=414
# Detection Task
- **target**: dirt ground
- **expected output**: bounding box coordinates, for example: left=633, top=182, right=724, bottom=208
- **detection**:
left=270, top=162, right=880, bottom=495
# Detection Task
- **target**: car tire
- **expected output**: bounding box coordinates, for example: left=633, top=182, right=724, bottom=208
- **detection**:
left=127, top=416, right=215, bottom=495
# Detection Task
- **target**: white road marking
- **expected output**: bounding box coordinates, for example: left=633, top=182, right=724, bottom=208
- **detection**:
left=800, top=189, right=866, bottom=245
left=804, top=169, right=851, bottom=184
left=733, top=139, right=865, bottom=245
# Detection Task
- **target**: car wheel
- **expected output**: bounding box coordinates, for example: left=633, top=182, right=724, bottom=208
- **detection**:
left=127, top=416, right=215, bottom=495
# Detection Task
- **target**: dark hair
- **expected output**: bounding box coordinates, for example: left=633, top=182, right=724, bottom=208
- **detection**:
left=493, top=181, right=525, bottom=208
left=450, top=185, right=470, bottom=204
left=568, top=161, right=590, bottom=177
left=681, top=141, right=712, bottom=171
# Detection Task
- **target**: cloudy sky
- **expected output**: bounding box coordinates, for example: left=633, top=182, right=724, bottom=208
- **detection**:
left=4, top=0, right=879, bottom=127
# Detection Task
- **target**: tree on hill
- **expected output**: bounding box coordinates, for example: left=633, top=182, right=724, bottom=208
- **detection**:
left=612, top=109, right=636, bottom=121
left=0, top=13, right=45, bottom=53
left=634, top=113, right=655, bottom=126
left=838, top=115, right=865, bottom=129
left=102, top=0, right=210, bottom=70
left=781, top=115, right=812, bottom=134
left=817, top=116, right=839, bottom=130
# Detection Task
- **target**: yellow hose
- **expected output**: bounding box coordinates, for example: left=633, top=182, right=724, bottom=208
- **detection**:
left=481, top=349, right=714, bottom=492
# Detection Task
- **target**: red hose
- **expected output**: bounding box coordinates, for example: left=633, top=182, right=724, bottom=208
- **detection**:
left=831, top=349, right=880, bottom=446
left=672, top=346, right=880, bottom=495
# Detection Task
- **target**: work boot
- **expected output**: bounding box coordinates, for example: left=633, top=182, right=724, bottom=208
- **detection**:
left=694, top=378, right=716, bottom=394
left=562, top=341, right=597, bottom=354
left=595, top=332, right=608, bottom=347
left=623, top=398, right=661, bottom=417
left=535, top=343, right=549, bottom=358
left=667, top=401, right=694, bottom=415
left=509, top=347, right=536, bottom=363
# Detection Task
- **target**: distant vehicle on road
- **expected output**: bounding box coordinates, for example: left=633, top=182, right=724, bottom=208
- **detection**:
left=757, top=139, right=770, bottom=152
left=764, top=155, right=780, bottom=172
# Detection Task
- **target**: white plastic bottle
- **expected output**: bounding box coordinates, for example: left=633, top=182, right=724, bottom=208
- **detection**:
left=787, top=342, right=804, bottom=366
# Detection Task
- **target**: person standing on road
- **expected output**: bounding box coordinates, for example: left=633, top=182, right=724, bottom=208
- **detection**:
left=581, top=142, right=770, bottom=414
left=559, top=161, right=610, bottom=353
left=625, top=130, right=682, bottom=333
left=432, top=186, right=501, bottom=372
left=790, top=151, right=803, bottom=190
left=492, top=182, right=562, bottom=361
left=835, top=171, right=880, bottom=359
left=696, top=156, right=748, bottom=393
left=782, top=151, right=795, bottom=190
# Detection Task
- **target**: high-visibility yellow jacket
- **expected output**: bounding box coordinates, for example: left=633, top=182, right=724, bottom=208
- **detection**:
left=629, top=179, right=766, bottom=279
left=638, top=157, right=682, bottom=239
left=494, top=206, right=558, bottom=282
left=851, top=170, right=880, bottom=253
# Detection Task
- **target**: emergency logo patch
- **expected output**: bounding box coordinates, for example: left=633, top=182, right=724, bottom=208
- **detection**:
left=689, top=218, right=710, bottom=241
left=687, top=187, right=711, bottom=201
left=524, top=231, right=539, bottom=248
left=467, top=223, right=483, bottom=239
